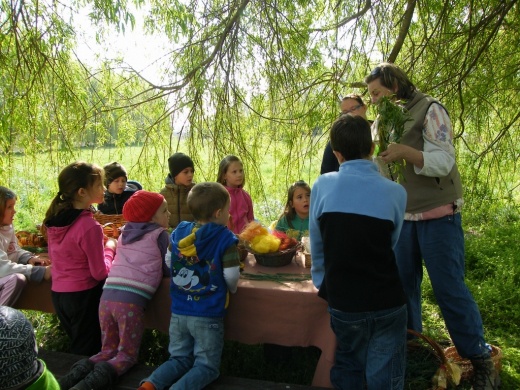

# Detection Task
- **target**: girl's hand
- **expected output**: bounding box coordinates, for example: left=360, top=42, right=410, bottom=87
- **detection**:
left=104, top=238, right=117, bottom=251
left=43, top=266, right=52, bottom=281
left=28, top=256, right=51, bottom=266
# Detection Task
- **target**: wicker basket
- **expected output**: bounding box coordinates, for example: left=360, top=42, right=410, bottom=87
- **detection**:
left=93, top=214, right=127, bottom=238
left=444, top=345, right=502, bottom=381
left=407, top=329, right=502, bottom=386
left=16, top=231, right=47, bottom=248
left=250, top=245, right=299, bottom=267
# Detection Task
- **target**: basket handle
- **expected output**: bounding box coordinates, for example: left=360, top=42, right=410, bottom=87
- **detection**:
left=407, top=329, right=447, bottom=364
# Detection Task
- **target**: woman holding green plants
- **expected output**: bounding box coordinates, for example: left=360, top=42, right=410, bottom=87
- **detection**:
left=365, top=63, right=499, bottom=390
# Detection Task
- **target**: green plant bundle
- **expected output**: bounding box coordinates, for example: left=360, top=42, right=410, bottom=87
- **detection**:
left=376, top=96, right=412, bottom=153
left=240, top=272, right=311, bottom=284
left=375, top=96, right=412, bottom=181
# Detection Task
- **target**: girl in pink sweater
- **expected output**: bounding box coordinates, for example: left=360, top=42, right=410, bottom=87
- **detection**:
left=43, top=161, right=116, bottom=356
left=217, top=155, right=254, bottom=235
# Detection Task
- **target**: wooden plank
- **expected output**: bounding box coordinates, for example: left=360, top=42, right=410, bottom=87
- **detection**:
left=39, top=350, right=328, bottom=390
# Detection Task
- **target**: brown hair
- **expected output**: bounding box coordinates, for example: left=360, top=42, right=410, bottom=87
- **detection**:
left=216, top=155, right=245, bottom=187
left=188, top=182, right=230, bottom=222
left=342, top=93, right=366, bottom=107
left=330, top=115, right=373, bottom=161
left=364, top=62, right=416, bottom=100
left=280, top=181, right=311, bottom=227
left=0, top=186, right=17, bottom=224
left=43, top=161, right=103, bottom=225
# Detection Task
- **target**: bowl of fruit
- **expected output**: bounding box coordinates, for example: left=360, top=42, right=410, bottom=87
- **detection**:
left=239, top=222, right=300, bottom=267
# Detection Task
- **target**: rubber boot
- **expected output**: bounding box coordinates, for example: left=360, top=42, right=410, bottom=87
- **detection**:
left=58, top=358, right=95, bottom=390
left=470, top=357, right=500, bottom=390
left=70, top=361, right=118, bottom=390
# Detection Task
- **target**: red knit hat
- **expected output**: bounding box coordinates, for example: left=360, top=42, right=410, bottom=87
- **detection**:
left=123, top=190, right=165, bottom=223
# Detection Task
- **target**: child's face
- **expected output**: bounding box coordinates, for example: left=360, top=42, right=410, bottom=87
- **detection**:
left=107, top=176, right=127, bottom=195
left=1, top=198, right=16, bottom=225
left=174, top=167, right=194, bottom=187
left=223, top=161, right=244, bottom=188
left=290, top=187, right=310, bottom=218
left=86, top=178, right=106, bottom=206
left=151, top=199, right=170, bottom=229
left=214, top=199, right=230, bottom=226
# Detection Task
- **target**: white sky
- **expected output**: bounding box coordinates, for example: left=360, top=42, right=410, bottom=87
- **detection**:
left=72, top=5, right=170, bottom=85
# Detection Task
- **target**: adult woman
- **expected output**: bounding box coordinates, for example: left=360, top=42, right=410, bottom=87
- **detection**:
left=320, top=94, right=368, bottom=174
left=365, top=62, right=498, bottom=390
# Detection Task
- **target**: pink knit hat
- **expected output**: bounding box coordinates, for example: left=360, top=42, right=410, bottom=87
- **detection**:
left=123, top=190, right=164, bottom=222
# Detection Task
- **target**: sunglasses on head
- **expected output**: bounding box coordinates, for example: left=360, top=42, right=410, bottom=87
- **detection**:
left=370, top=66, right=382, bottom=77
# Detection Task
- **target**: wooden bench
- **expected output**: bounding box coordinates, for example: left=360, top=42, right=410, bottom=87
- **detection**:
left=39, top=349, right=329, bottom=390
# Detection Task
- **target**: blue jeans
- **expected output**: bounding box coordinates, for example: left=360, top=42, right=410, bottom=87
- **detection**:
left=144, top=313, right=224, bottom=390
left=395, top=214, right=489, bottom=358
left=329, top=304, right=407, bottom=390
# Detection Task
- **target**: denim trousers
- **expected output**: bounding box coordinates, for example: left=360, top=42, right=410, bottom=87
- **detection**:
left=329, top=304, right=407, bottom=390
left=144, top=313, right=224, bottom=390
left=395, top=213, right=489, bottom=358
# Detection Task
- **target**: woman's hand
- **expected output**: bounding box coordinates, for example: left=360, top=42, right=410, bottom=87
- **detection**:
left=380, top=143, right=424, bottom=169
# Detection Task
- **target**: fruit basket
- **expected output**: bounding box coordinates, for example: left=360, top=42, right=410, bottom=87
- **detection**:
left=249, top=244, right=300, bottom=267
left=16, top=231, right=47, bottom=248
left=93, top=214, right=127, bottom=238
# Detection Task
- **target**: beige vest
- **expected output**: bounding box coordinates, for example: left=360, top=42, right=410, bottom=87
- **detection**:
left=400, top=91, right=463, bottom=213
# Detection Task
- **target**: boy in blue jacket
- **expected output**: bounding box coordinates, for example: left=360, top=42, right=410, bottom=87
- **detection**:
left=310, top=114, right=408, bottom=390
left=139, top=182, right=240, bottom=390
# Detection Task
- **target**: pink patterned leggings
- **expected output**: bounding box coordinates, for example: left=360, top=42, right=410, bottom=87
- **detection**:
left=90, top=300, right=145, bottom=376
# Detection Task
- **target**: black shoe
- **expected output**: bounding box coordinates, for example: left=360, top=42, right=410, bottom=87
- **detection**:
left=470, top=357, right=500, bottom=390
left=58, top=358, right=95, bottom=390
left=71, top=361, right=118, bottom=390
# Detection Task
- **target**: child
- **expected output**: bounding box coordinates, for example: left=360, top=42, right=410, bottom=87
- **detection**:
left=216, top=155, right=254, bottom=234
left=0, top=186, right=51, bottom=307
left=310, top=115, right=407, bottom=389
left=139, top=182, right=240, bottom=390
left=97, top=161, right=140, bottom=215
left=160, top=152, right=195, bottom=229
left=275, top=180, right=311, bottom=241
left=42, top=161, right=117, bottom=356
left=58, top=190, right=170, bottom=390
left=0, top=306, right=59, bottom=389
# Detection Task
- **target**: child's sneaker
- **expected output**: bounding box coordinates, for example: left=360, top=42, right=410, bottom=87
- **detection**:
left=138, top=382, right=156, bottom=390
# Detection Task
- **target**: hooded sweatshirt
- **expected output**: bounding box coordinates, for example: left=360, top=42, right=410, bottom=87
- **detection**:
left=45, top=209, right=114, bottom=293
left=101, top=222, right=169, bottom=307
left=170, top=221, right=238, bottom=318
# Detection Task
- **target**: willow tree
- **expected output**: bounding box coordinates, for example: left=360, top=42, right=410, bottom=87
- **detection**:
left=112, top=0, right=520, bottom=217
left=1, top=0, right=519, bottom=222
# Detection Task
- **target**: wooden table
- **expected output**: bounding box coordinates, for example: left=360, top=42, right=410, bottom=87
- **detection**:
left=15, top=253, right=335, bottom=388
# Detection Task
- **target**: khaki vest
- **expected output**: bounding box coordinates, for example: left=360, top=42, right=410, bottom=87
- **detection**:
left=400, top=91, right=463, bottom=213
